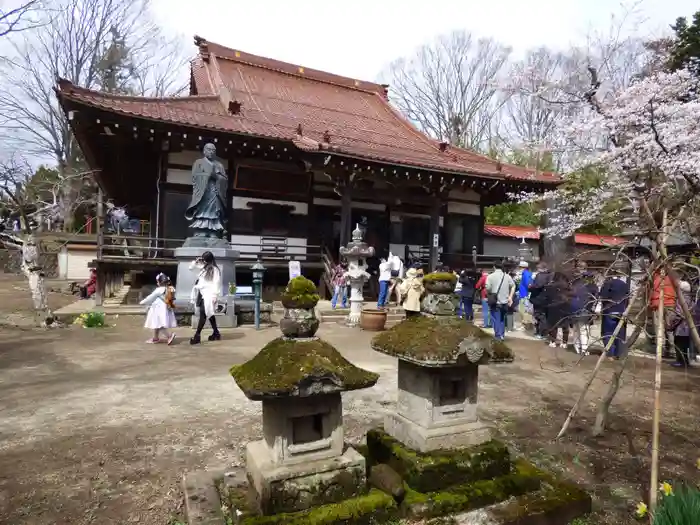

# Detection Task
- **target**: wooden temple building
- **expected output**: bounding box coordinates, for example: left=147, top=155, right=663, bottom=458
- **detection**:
left=56, top=36, right=559, bottom=302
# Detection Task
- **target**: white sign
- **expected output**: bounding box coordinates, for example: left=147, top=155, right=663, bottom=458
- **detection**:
left=432, top=234, right=439, bottom=248
left=288, top=260, right=301, bottom=281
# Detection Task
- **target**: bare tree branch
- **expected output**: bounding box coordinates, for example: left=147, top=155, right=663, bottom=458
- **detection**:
left=380, top=30, right=511, bottom=151
left=0, top=0, right=41, bottom=38
left=0, top=0, right=188, bottom=227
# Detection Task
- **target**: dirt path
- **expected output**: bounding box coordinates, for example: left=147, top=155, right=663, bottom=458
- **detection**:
left=0, top=279, right=699, bottom=524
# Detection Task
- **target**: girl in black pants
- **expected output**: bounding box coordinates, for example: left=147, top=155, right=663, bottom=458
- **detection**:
left=189, top=251, right=222, bottom=345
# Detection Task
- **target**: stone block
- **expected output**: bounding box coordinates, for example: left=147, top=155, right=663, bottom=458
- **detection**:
left=173, top=245, right=239, bottom=306
left=385, top=411, right=491, bottom=453
left=396, top=359, right=480, bottom=429
left=246, top=442, right=367, bottom=515
left=366, top=428, right=511, bottom=493
left=261, top=394, right=343, bottom=467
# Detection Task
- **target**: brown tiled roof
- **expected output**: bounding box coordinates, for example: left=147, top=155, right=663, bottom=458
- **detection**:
left=56, top=37, right=559, bottom=183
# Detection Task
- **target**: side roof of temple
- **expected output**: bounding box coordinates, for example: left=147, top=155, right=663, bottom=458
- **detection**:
left=56, top=36, right=559, bottom=184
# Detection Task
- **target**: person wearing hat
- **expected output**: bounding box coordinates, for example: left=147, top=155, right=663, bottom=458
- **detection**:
left=517, top=261, right=532, bottom=330
left=399, top=267, right=424, bottom=317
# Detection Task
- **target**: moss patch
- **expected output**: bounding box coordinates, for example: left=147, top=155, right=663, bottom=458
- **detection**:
left=371, top=316, right=514, bottom=365
left=238, top=489, right=397, bottom=525
left=402, top=462, right=542, bottom=518
left=422, top=272, right=458, bottom=284
left=281, top=276, right=320, bottom=309
left=366, top=428, right=512, bottom=493
left=231, top=337, right=379, bottom=400
left=488, top=459, right=592, bottom=524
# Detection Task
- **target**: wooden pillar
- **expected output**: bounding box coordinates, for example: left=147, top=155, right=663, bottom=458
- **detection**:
left=429, top=193, right=441, bottom=272
left=339, top=175, right=352, bottom=250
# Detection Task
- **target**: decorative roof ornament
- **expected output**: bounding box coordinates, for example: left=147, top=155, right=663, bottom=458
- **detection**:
left=351, top=223, right=363, bottom=242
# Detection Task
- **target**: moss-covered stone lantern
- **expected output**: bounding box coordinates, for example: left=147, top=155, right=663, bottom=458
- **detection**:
left=421, top=271, right=459, bottom=316
left=371, top=316, right=513, bottom=452
left=230, top=336, right=379, bottom=515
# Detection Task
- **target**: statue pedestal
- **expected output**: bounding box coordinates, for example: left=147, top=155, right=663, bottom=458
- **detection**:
left=174, top=242, right=240, bottom=328
left=346, top=276, right=368, bottom=327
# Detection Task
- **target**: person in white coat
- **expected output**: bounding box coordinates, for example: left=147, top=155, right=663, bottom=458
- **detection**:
left=189, top=251, right=222, bottom=344
left=139, top=272, right=177, bottom=345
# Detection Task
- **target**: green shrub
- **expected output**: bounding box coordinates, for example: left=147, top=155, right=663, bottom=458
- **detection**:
left=73, top=312, right=106, bottom=328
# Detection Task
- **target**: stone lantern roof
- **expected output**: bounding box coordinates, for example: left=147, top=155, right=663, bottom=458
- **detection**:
left=371, top=316, right=514, bottom=367
left=231, top=337, right=379, bottom=400
left=339, top=224, right=375, bottom=259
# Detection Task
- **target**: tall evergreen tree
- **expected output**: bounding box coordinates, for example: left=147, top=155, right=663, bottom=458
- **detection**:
left=668, top=11, right=700, bottom=75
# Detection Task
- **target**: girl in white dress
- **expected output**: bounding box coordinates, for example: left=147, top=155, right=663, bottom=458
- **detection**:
left=140, top=273, right=177, bottom=344
left=189, top=251, right=222, bottom=345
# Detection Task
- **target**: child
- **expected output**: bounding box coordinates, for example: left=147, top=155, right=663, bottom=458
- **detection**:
left=140, top=273, right=177, bottom=344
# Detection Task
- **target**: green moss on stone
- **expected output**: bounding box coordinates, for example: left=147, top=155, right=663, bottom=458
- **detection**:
left=402, top=464, right=542, bottom=519
left=422, top=272, right=458, bottom=284
left=265, top=465, right=366, bottom=515
left=488, top=459, right=592, bottom=523
left=239, top=489, right=397, bottom=525
left=366, top=428, right=512, bottom=493
left=281, top=276, right=320, bottom=308
left=371, top=315, right=514, bottom=365
left=231, top=338, right=379, bottom=400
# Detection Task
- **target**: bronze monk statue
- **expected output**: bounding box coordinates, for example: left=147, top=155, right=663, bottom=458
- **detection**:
left=185, top=143, right=228, bottom=238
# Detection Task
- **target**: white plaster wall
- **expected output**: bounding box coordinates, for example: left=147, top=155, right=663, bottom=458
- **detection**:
left=448, top=188, right=480, bottom=202
left=447, top=201, right=480, bottom=216
left=64, top=249, right=96, bottom=280
left=166, top=168, right=191, bottom=185
left=168, top=150, right=202, bottom=166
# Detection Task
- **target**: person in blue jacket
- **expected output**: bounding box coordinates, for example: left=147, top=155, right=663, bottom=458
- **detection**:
left=518, top=261, right=532, bottom=330
left=599, top=271, right=630, bottom=359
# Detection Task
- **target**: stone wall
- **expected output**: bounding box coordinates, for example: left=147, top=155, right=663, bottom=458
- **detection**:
left=0, top=249, right=59, bottom=278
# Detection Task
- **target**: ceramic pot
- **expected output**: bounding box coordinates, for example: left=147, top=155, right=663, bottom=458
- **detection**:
left=360, top=308, right=388, bottom=331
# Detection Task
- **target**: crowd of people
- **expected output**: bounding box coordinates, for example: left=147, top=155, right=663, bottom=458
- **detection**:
left=329, top=253, right=699, bottom=368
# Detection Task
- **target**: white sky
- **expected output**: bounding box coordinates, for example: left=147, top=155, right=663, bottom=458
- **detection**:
left=151, top=0, right=698, bottom=82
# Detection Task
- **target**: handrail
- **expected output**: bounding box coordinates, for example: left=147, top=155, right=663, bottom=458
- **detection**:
left=320, top=244, right=336, bottom=298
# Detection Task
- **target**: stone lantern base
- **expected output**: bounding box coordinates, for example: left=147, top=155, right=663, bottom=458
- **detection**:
left=384, top=359, right=491, bottom=452
left=385, top=413, right=491, bottom=453
left=246, top=444, right=366, bottom=515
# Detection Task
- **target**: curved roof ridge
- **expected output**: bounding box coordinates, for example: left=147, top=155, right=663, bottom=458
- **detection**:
left=193, top=35, right=388, bottom=97
left=56, top=78, right=221, bottom=103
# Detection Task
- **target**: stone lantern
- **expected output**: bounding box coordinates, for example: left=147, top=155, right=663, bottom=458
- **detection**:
left=230, top=325, right=378, bottom=515
left=371, top=317, right=513, bottom=452
left=339, top=223, right=375, bottom=327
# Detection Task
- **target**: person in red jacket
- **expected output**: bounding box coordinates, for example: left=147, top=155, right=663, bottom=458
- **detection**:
left=475, top=269, right=490, bottom=328
left=80, top=269, right=97, bottom=299
left=649, top=270, right=677, bottom=357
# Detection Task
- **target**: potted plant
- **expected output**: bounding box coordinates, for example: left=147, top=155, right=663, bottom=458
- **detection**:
left=279, top=276, right=321, bottom=338
left=422, top=271, right=458, bottom=294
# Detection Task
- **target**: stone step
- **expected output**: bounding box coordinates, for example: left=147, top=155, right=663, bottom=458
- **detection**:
left=103, top=285, right=131, bottom=307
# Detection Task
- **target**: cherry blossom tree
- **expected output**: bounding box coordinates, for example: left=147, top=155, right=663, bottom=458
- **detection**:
left=514, top=63, right=700, bottom=514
